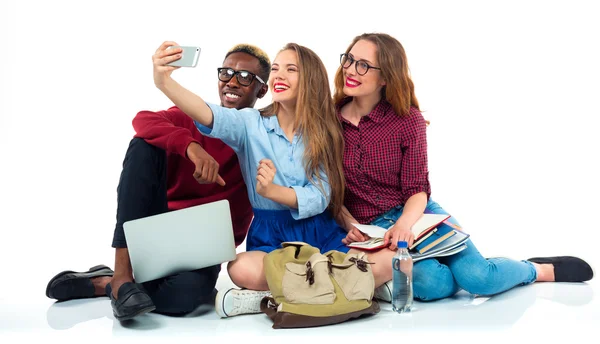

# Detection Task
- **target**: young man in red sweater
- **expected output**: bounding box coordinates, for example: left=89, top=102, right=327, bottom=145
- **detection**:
left=46, top=44, right=270, bottom=321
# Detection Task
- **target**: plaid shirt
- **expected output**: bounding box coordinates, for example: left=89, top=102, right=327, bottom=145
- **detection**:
left=339, top=98, right=431, bottom=224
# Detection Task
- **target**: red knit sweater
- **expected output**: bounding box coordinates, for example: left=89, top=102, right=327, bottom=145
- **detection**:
left=132, top=106, right=252, bottom=246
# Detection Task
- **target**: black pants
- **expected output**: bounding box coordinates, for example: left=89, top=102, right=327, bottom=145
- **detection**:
left=111, top=138, right=220, bottom=315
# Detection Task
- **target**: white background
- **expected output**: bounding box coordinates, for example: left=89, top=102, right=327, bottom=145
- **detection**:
left=1, top=0, right=599, bottom=314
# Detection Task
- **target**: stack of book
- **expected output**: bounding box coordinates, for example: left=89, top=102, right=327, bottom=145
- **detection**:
left=348, top=213, right=470, bottom=262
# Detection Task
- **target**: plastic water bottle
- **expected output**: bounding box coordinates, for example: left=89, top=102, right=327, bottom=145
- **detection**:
left=392, top=241, right=413, bottom=313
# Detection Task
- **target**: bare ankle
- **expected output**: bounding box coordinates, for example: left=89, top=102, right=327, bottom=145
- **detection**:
left=91, top=276, right=112, bottom=296
left=110, top=275, right=134, bottom=299
left=534, top=263, right=555, bottom=282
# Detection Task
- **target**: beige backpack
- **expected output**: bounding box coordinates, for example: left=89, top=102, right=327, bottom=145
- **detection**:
left=260, top=242, right=380, bottom=329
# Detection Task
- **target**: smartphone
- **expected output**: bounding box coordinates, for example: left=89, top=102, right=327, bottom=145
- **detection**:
left=166, top=46, right=201, bottom=67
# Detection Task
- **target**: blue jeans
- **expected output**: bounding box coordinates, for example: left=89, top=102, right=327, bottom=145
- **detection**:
left=371, top=199, right=537, bottom=301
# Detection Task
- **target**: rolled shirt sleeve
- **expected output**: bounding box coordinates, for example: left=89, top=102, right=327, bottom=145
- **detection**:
left=289, top=170, right=330, bottom=220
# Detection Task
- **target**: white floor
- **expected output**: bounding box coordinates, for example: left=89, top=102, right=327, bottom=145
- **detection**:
left=2, top=1, right=600, bottom=343
left=1, top=260, right=598, bottom=344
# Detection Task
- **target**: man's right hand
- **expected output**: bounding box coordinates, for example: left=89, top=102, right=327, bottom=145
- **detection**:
left=186, top=142, right=226, bottom=186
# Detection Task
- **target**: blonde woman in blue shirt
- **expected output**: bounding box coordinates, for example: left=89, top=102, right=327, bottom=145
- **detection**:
left=152, top=41, right=349, bottom=318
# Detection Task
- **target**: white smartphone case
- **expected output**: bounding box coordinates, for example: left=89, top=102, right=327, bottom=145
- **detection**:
left=167, top=46, right=201, bottom=67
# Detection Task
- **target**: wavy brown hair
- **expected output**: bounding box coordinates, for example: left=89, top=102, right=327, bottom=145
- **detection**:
left=260, top=43, right=345, bottom=216
left=333, top=33, right=420, bottom=116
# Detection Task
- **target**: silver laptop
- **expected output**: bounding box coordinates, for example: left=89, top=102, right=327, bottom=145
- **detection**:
left=123, top=199, right=237, bottom=283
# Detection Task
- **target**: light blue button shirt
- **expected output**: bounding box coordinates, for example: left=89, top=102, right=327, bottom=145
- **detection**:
left=195, top=103, right=330, bottom=220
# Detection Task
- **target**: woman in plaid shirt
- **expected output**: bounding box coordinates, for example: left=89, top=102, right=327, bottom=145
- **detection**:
left=335, top=33, right=593, bottom=302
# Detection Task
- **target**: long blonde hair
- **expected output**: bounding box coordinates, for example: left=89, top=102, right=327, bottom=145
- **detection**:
left=333, top=33, right=420, bottom=116
left=260, top=43, right=345, bottom=216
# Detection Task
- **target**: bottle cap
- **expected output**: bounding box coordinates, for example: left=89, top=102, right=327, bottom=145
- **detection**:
left=397, top=241, right=408, bottom=248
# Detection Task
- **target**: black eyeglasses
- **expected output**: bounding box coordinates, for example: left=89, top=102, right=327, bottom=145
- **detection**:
left=217, top=68, right=265, bottom=86
left=340, top=53, right=381, bottom=76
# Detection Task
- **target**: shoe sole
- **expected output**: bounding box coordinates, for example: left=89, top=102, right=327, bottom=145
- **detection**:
left=113, top=304, right=156, bottom=321
left=46, top=264, right=113, bottom=300
left=214, top=288, right=232, bottom=318
left=376, top=285, right=392, bottom=302
left=214, top=289, right=271, bottom=318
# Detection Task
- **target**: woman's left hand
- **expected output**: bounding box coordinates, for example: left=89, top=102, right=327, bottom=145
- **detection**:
left=384, top=224, right=415, bottom=250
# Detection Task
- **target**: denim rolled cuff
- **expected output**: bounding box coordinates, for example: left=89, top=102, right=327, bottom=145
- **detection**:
left=289, top=185, right=327, bottom=220
left=520, top=260, right=538, bottom=285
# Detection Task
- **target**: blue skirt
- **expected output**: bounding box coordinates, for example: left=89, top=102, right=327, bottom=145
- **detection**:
left=246, top=209, right=350, bottom=254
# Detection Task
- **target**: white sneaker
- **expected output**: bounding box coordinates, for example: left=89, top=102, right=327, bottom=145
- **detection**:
left=373, top=280, right=393, bottom=302
left=215, top=288, right=272, bottom=318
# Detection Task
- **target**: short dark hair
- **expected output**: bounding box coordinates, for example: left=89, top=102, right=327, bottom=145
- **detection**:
left=225, top=44, right=271, bottom=82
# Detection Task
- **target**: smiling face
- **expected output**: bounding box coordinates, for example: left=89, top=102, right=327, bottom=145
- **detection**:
left=218, top=52, right=266, bottom=109
left=268, top=49, right=299, bottom=106
left=342, top=39, right=386, bottom=98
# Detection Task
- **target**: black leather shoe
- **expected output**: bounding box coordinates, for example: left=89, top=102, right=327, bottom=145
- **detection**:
left=528, top=256, right=594, bottom=282
left=46, top=265, right=114, bottom=301
left=106, top=282, right=155, bottom=321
